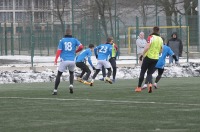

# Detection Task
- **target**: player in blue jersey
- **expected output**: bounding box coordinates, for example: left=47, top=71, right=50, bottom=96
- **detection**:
left=142, top=37, right=178, bottom=90
left=90, top=37, right=113, bottom=86
left=76, top=44, right=96, bottom=85
left=52, top=29, right=83, bottom=95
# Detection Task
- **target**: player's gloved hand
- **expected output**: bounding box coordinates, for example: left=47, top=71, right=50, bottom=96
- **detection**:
left=139, top=55, right=143, bottom=61
left=92, top=66, right=96, bottom=70
left=95, top=55, right=98, bottom=59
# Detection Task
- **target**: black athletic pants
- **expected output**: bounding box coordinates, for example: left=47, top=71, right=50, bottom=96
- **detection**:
left=76, top=62, right=91, bottom=81
left=144, top=68, right=164, bottom=84
left=138, top=56, right=158, bottom=87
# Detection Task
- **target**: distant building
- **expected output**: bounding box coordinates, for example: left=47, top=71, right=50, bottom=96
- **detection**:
left=0, top=0, right=85, bottom=34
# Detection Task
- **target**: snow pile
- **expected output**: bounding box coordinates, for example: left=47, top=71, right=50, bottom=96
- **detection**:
left=0, top=62, right=200, bottom=84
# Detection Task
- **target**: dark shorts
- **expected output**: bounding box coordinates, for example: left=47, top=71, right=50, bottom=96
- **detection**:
left=76, top=62, right=90, bottom=72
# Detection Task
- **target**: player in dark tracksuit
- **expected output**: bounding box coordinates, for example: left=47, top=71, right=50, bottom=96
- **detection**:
left=167, top=32, right=183, bottom=64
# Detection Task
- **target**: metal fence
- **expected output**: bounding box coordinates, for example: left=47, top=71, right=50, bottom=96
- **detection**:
left=0, top=15, right=199, bottom=62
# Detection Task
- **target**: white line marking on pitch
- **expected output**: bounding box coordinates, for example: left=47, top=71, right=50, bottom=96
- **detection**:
left=0, top=97, right=200, bottom=106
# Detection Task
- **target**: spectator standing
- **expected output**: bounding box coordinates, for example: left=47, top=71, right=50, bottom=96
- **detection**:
left=167, top=32, right=183, bottom=64
left=136, top=32, right=147, bottom=65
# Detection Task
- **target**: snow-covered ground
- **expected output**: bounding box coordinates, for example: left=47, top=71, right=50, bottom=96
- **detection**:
left=0, top=55, right=200, bottom=84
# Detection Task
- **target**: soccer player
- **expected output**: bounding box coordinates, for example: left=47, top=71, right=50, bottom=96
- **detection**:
left=100, top=42, right=118, bottom=82
left=76, top=44, right=96, bottom=85
left=142, top=37, right=178, bottom=89
left=135, top=26, right=163, bottom=93
left=52, top=28, right=83, bottom=95
left=90, top=37, right=113, bottom=86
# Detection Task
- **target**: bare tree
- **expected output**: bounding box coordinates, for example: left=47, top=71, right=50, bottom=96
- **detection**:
left=95, top=0, right=109, bottom=37
left=53, top=0, right=70, bottom=34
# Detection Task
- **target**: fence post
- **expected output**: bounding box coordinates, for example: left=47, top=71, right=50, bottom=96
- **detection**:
left=11, top=22, right=14, bottom=55
left=186, top=15, right=189, bottom=63
left=136, top=16, right=139, bottom=64
left=18, top=22, right=21, bottom=55
left=31, top=14, right=35, bottom=68
left=117, top=18, right=120, bottom=57
left=4, top=22, right=7, bottom=55
left=157, top=16, right=160, bottom=26
left=0, top=22, right=2, bottom=55
left=47, top=22, right=50, bottom=56
left=125, top=31, right=127, bottom=48
left=71, top=0, right=74, bottom=34
left=179, top=15, right=182, bottom=40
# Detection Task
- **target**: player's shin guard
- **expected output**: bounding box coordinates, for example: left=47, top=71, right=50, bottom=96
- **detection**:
left=106, top=68, right=112, bottom=78
left=54, top=71, right=63, bottom=90
left=69, top=71, right=74, bottom=85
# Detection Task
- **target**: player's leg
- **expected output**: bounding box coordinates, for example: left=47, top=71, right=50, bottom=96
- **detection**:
left=146, top=59, right=158, bottom=93
left=154, top=68, right=164, bottom=88
left=103, top=60, right=112, bottom=84
left=90, top=69, right=100, bottom=86
left=80, top=64, right=92, bottom=85
left=142, top=77, right=148, bottom=90
left=52, top=71, right=63, bottom=95
left=52, top=61, right=66, bottom=95
left=109, top=57, right=117, bottom=82
left=83, top=65, right=91, bottom=81
left=135, top=57, right=149, bottom=92
left=68, top=61, right=76, bottom=94
left=90, top=60, right=102, bottom=86
left=99, top=66, right=106, bottom=81
left=143, top=68, right=157, bottom=89
left=69, top=70, right=74, bottom=93
left=76, top=62, right=85, bottom=82
left=76, top=62, right=85, bottom=78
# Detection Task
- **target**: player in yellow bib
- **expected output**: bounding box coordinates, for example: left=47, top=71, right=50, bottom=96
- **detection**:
left=135, top=26, right=163, bottom=93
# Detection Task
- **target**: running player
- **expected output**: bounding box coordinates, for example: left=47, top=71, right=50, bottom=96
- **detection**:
left=100, top=42, right=118, bottom=82
left=142, top=37, right=178, bottom=89
left=52, top=28, right=83, bottom=95
left=135, top=26, right=163, bottom=93
left=76, top=44, right=96, bottom=85
left=90, top=37, right=113, bottom=86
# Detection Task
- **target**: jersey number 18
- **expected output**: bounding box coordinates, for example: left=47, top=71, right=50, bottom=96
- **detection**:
left=64, top=42, right=72, bottom=51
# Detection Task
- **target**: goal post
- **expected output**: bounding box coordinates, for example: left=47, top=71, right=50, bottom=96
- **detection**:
left=128, top=26, right=190, bottom=55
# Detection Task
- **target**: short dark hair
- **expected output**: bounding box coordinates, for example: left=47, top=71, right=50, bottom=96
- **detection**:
left=107, top=37, right=113, bottom=43
left=88, top=44, right=94, bottom=48
left=66, top=28, right=72, bottom=35
left=153, top=26, right=159, bottom=33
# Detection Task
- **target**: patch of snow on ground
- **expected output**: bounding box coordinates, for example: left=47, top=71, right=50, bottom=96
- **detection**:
left=0, top=56, right=200, bottom=84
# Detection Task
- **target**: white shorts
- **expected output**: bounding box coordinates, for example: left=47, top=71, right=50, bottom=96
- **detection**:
left=96, top=60, right=111, bottom=69
left=58, top=61, right=75, bottom=72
